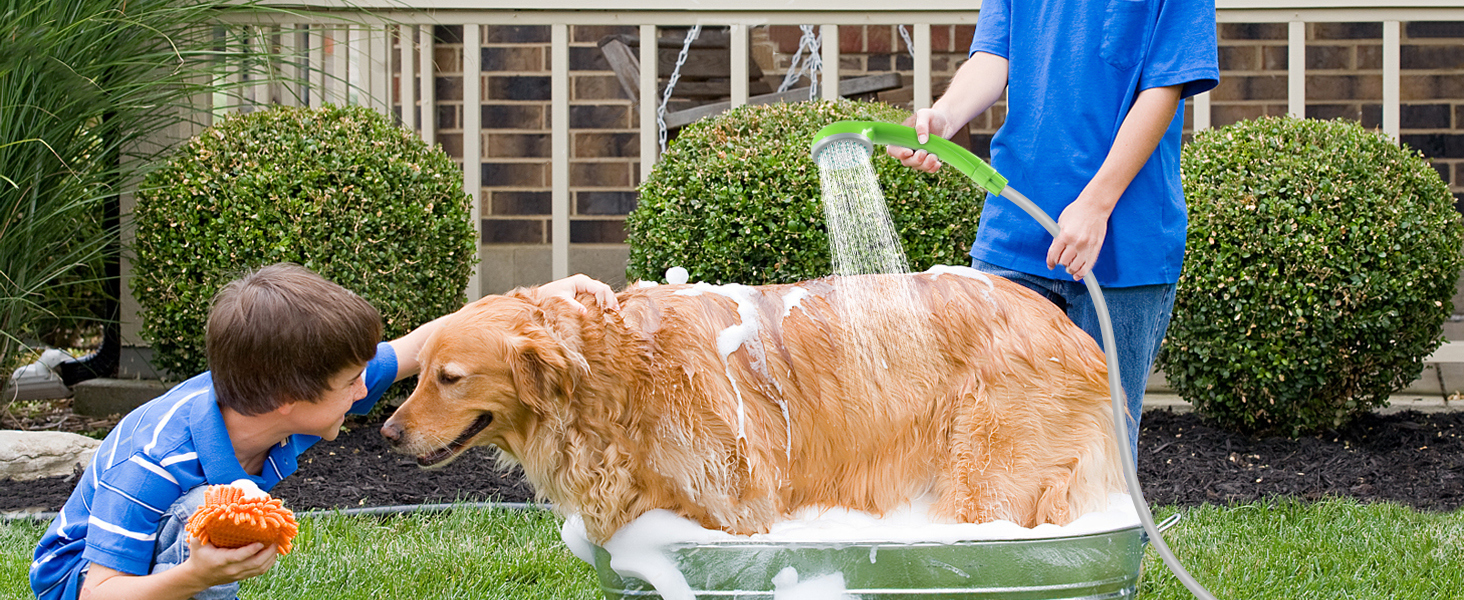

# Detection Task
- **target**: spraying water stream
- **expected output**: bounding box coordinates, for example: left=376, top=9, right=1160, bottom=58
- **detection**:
left=814, top=138, right=935, bottom=398
left=814, top=138, right=910, bottom=277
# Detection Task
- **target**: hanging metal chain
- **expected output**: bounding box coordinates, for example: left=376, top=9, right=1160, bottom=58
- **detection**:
left=777, top=25, right=817, bottom=93
left=775, top=25, right=822, bottom=101
left=804, top=26, right=822, bottom=101
left=657, top=24, right=702, bottom=154
left=898, top=25, right=917, bottom=64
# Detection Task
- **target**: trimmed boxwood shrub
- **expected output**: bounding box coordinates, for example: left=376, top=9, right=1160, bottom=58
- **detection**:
left=133, top=104, right=475, bottom=379
left=1159, top=116, right=1464, bottom=436
left=626, top=100, right=984, bottom=285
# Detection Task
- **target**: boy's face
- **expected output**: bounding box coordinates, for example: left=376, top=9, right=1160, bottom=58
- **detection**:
left=289, top=362, right=368, bottom=441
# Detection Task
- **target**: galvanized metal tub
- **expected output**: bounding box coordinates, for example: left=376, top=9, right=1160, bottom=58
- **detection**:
left=591, top=515, right=1178, bottom=600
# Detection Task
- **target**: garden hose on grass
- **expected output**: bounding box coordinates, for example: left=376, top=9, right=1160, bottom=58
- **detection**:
left=812, top=120, right=1220, bottom=600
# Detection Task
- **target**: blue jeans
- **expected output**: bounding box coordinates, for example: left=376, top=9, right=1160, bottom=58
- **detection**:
left=149, top=485, right=241, bottom=600
left=969, top=259, right=1175, bottom=461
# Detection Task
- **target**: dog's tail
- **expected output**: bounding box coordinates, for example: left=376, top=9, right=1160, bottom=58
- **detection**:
left=1063, top=398, right=1128, bottom=519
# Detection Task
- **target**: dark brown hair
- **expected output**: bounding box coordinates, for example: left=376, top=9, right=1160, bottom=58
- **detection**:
left=207, top=263, right=382, bottom=415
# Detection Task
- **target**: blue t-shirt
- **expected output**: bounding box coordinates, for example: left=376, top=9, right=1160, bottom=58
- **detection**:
left=30, top=342, right=398, bottom=600
left=969, top=0, right=1219, bottom=286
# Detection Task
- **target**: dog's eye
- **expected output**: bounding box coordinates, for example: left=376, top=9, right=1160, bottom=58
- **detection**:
left=437, top=370, right=463, bottom=385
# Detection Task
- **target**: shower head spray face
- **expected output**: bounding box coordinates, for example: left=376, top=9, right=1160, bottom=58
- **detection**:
left=811, top=132, right=874, bottom=167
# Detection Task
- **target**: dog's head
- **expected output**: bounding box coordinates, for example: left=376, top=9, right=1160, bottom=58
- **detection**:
left=381, top=293, right=586, bottom=468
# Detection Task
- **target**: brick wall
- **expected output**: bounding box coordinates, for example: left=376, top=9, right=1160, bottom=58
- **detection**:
left=397, top=25, right=640, bottom=294
left=397, top=22, right=1464, bottom=296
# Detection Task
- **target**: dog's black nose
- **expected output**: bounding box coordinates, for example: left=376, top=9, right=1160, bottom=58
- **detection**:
left=380, top=422, right=402, bottom=445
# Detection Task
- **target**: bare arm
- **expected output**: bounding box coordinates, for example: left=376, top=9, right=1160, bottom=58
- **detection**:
left=80, top=540, right=276, bottom=600
left=1047, top=84, right=1183, bottom=279
left=387, top=312, right=451, bottom=382
left=386, top=274, right=619, bottom=381
left=887, top=51, right=1010, bottom=172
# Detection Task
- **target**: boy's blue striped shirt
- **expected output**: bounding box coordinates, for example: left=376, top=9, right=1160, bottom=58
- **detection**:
left=30, top=342, right=397, bottom=599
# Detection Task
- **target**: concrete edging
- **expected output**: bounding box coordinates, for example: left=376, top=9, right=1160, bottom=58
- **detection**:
left=1140, top=393, right=1458, bottom=414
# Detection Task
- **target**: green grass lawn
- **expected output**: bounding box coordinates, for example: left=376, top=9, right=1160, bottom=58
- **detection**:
left=3, top=498, right=1460, bottom=599
left=1138, top=498, right=1464, bottom=599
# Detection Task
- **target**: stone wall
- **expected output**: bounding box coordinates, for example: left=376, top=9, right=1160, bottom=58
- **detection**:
left=398, top=22, right=1464, bottom=302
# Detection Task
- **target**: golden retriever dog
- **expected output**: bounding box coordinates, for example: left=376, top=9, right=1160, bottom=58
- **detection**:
left=381, top=268, right=1125, bottom=544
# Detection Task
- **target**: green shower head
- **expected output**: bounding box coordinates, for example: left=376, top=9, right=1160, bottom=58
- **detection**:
left=810, top=121, right=1008, bottom=196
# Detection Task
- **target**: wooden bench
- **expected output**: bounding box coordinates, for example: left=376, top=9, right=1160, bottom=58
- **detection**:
left=598, top=32, right=903, bottom=131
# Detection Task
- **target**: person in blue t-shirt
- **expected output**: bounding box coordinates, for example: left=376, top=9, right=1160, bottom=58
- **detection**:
left=889, top=0, right=1219, bottom=456
left=30, top=263, right=618, bottom=600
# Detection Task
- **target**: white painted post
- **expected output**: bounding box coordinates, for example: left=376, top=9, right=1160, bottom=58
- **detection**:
left=731, top=24, right=749, bottom=107
left=330, top=26, right=349, bottom=106
left=640, top=24, right=658, bottom=179
left=1194, top=91, right=1211, bottom=131
left=372, top=26, right=390, bottom=114
left=821, top=24, right=839, bottom=101
left=221, top=29, right=244, bottom=118
left=351, top=26, right=369, bottom=106
left=309, top=25, right=325, bottom=109
left=252, top=27, right=270, bottom=108
left=280, top=26, right=300, bottom=107
left=463, top=24, right=483, bottom=300
left=401, top=25, right=417, bottom=131
left=552, top=24, right=570, bottom=280
left=1383, top=20, right=1401, bottom=141
left=195, top=63, right=215, bottom=128
left=420, top=26, right=436, bottom=147
left=1288, top=21, right=1305, bottom=118
left=915, top=23, right=932, bottom=110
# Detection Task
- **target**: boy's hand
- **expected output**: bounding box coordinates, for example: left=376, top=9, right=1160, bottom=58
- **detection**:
left=183, top=536, right=279, bottom=587
left=77, top=539, right=277, bottom=600
left=539, top=274, right=620, bottom=313
left=886, top=107, right=957, bottom=173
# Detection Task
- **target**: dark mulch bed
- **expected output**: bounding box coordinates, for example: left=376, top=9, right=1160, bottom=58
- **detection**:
left=267, top=420, right=539, bottom=511
left=4, top=409, right=1461, bottom=514
left=1137, top=409, right=1462, bottom=511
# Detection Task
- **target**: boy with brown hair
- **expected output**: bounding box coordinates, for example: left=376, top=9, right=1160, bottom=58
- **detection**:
left=30, top=263, right=617, bottom=600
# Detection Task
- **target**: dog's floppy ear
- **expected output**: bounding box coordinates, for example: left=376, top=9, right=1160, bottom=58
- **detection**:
left=506, top=304, right=588, bottom=414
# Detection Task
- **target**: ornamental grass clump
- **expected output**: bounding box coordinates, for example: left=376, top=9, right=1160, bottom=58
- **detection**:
left=1159, top=116, right=1464, bottom=436
left=0, top=0, right=282, bottom=371
left=626, top=100, right=984, bottom=285
left=133, top=105, right=475, bottom=379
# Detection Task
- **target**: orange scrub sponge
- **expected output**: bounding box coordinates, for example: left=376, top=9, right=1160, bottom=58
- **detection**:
left=186, top=480, right=299, bottom=555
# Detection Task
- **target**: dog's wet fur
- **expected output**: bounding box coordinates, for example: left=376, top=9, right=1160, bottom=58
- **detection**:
left=382, top=271, right=1124, bottom=544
